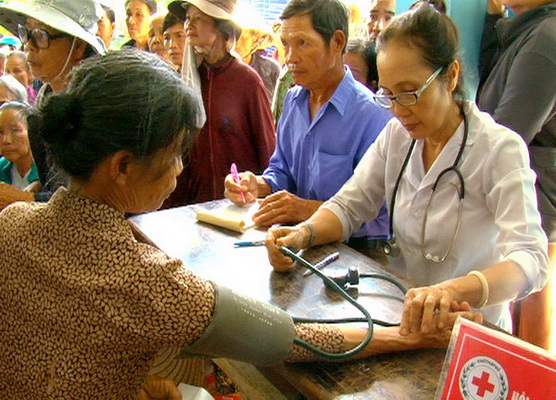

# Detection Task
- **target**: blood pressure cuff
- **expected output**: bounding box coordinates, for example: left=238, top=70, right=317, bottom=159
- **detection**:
left=176, top=282, right=295, bottom=366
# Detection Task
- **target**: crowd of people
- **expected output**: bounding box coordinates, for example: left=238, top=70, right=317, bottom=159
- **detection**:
left=0, top=0, right=554, bottom=398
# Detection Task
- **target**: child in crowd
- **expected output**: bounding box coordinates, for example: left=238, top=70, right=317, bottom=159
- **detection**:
left=0, top=101, right=38, bottom=191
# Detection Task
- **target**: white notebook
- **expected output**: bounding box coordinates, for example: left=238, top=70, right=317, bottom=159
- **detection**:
left=196, top=201, right=259, bottom=233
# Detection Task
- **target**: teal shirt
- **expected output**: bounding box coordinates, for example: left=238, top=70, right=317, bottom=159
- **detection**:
left=0, top=157, right=39, bottom=186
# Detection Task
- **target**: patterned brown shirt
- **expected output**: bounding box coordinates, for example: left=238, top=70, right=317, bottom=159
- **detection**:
left=0, top=188, right=343, bottom=398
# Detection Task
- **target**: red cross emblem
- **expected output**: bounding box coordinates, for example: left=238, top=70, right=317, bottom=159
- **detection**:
left=471, top=371, right=495, bottom=397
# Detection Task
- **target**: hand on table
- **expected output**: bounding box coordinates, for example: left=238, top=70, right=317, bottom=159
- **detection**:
left=265, top=224, right=312, bottom=272
left=252, top=190, right=321, bottom=226
left=224, top=170, right=259, bottom=205
left=400, top=284, right=483, bottom=336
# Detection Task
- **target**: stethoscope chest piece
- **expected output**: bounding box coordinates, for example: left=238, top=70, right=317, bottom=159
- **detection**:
left=383, top=236, right=401, bottom=258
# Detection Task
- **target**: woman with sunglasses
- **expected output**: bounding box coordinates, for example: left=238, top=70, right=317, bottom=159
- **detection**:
left=0, top=0, right=105, bottom=99
left=265, top=4, right=549, bottom=335
left=0, top=0, right=105, bottom=208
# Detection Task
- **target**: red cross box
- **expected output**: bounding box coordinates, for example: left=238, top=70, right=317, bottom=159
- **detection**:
left=435, top=317, right=556, bottom=400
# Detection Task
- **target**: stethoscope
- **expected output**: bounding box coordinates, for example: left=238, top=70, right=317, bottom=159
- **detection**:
left=383, top=112, right=469, bottom=264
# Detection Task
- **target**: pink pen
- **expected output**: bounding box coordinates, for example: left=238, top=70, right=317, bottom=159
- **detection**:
left=230, top=163, right=246, bottom=203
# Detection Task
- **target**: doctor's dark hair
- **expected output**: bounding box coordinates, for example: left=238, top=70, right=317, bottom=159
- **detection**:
left=377, top=4, right=466, bottom=100
left=280, top=0, right=349, bottom=53
left=34, top=50, right=199, bottom=180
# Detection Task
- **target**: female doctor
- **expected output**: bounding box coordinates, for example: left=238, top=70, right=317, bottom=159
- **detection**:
left=265, top=4, right=549, bottom=334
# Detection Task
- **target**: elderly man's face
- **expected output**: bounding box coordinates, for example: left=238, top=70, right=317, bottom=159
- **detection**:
left=367, top=0, right=396, bottom=41
left=281, top=13, right=343, bottom=90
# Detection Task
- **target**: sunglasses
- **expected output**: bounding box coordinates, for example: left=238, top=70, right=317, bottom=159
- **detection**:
left=18, top=24, right=70, bottom=49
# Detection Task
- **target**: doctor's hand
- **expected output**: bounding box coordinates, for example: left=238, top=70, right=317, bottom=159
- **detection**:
left=400, top=294, right=483, bottom=337
left=407, top=302, right=483, bottom=349
left=266, top=224, right=313, bottom=272
left=253, top=190, right=322, bottom=226
left=224, top=171, right=259, bottom=206
left=400, top=285, right=481, bottom=336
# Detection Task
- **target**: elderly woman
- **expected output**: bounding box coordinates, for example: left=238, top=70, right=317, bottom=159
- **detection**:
left=0, top=74, right=28, bottom=104
left=5, top=51, right=36, bottom=103
left=123, top=0, right=157, bottom=50
left=147, top=14, right=171, bottom=62
left=0, top=50, right=480, bottom=399
left=344, top=38, right=379, bottom=92
left=163, top=0, right=275, bottom=206
left=0, top=0, right=105, bottom=99
left=0, top=102, right=38, bottom=190
left=0, top=0, right=105, bottom=208
left=266, top=5, right=549, bottom=334
left=0, top=76, right=33, bottom=204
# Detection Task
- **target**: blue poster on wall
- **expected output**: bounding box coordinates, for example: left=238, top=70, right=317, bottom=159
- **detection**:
left=243, top=0, right=289, bottom=25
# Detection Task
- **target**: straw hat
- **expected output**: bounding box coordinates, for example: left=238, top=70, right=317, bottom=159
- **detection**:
left=0, top=0, right=106, bottom=54
left=168, top=0, right=242, bottom=38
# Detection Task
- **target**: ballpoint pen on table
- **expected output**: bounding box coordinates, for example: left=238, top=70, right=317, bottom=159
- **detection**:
left=303, top=251, right=340, bottom=277
left=234, top=240, right=265, bottom=247
left=230, top=163, right=246, bottom=203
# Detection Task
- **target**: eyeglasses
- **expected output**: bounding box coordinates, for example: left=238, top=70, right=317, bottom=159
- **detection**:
left=374, top=67, right=444, bottom=109
left=18, top=24, right=70, bottom=49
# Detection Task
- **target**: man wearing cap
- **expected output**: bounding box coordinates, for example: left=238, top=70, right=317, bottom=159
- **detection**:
left=123, top=0, right=157, bottom=50
left=162, top=0, right=275, bottom=207
left=225, top=0, right=392, bottom=261
left=0, top=0, right=105, bottom=208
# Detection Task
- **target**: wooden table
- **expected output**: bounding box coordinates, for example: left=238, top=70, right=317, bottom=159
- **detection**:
left=128, top=200, right=447, bottom=399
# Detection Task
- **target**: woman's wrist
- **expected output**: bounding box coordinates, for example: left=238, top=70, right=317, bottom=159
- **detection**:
left=437, top=273, right=487, bottom=309
left=467, top=270, right=489, bottom=308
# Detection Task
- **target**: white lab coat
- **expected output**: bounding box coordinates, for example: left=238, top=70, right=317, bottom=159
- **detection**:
left=323, top=102, right=549, bottom=330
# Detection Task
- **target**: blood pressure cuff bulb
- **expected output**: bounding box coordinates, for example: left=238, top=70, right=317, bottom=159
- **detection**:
left=176, top=282, right=295, bottom=366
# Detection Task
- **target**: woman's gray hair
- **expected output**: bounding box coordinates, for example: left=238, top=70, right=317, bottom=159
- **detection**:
left=0, top=74, right=28, bottom=102
left=35, top=49, right=200, bottom=180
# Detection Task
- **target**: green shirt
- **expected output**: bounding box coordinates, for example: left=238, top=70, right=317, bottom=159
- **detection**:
left=0, top=157, right=39, bottom=187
